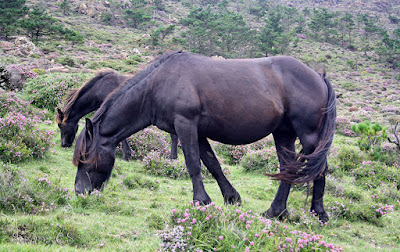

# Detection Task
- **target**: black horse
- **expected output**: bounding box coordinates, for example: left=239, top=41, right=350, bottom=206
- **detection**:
left=73, top=51, right=336, bottom=222
left=56, top=70, right=179, bottom=160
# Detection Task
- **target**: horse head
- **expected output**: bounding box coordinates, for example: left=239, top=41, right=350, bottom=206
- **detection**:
left=73, top=118, right=115, bottom=195
left=56, top=108, right=79, bottom=147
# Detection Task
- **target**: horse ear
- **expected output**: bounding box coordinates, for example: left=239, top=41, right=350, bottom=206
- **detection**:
left=57, top=108, right=64, bottom=121
left=85, top=118, right=94, bottom=140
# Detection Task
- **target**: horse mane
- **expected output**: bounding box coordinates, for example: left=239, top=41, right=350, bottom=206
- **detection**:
left=57, top=70, right=117, bottom=124
left=73, top=51, right=183, bottom=167
left=92, top=51, right=183, bottom=123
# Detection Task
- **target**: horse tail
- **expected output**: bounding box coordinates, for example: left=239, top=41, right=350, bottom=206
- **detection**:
left=270, top=74, right=336, bottom=184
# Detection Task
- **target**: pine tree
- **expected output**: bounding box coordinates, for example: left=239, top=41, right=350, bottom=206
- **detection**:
left=0, top=0, right=28, bottom=39
left=19, top=7, right=57, bottom=41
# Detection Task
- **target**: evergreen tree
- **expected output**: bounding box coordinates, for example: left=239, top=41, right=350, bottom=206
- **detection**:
left=308, top=8, right=338, bottom=43
left=19, top=7, right=57, bottom=41
left=0, top=0, right=28, bottom=39
left=150, top=25, right=175, bottom=48
left=59, top=0, right=71, bottom=16
left=181, top=7, right=218, bottom=55
left=338, top=12, right=355, bottom=47
left=216, top=11, right=249, bottom=53
left=258, top=9, right=291, bottom=56
left=123, top=0, right=151, bottom=29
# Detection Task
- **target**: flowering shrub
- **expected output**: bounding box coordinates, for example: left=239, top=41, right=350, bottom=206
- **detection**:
left=142, top=151, right=188, bottom=179
left=0, top=163, right=71, bottom=213
left=336, top=117, right=355, bottom=136
left=212, top=138, right=274, bottom=165
left=0, top=90, right=54, bottom=163
left=120, top=126, right=171, bottom=160
left=240, top=147, right=279, bottom=173
left=142, top=151, right=230, bottom=180
left=160, top=203, right=342, bottom=251
left=213, top=143, right=250, bottom=164
left=0, top=90, right=35, bottom=117
left=23, top=73, right=91, bottom=111
left=0, top=111, right=54, bottom=163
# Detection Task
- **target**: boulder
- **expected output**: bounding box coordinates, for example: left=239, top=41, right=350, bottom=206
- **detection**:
left=14, top=37, right=42, bottom=56
left=76, top=3, right=88, bottom=14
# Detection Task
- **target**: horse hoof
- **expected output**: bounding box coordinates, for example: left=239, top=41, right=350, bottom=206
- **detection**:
left=310, top=208, right=329, bottom=223
left=224, top=194, right=241, bottom=206
left=262, top=207, right=288, bottom=220
left=314, top=211, right=329, bottom=223
left=193, top=196, right=212, bottom=206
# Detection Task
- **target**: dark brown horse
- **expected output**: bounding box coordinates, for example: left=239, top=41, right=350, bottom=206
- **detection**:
left=55, top=70, right=179, bottom=160
left=73, top=51, right=336, bottom=222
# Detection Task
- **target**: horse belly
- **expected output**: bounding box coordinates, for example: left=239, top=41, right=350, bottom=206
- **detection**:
left=198, top=99, right=283, bottom=145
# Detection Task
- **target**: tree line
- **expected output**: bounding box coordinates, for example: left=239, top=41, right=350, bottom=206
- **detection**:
left=1, top=0, right=399, bottom=68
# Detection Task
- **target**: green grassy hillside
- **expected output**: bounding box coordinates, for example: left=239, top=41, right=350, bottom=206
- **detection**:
left=1, top=0, right=400, bottom=251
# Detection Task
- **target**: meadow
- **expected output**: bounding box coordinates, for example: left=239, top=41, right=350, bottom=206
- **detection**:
left=1, top=1, right=400, bottom=250
left=0, top=70, right=399, bottom=250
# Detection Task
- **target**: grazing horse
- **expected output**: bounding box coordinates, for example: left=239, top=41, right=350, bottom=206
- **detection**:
left=55, top=70, right=179, bottom=160
left=73, top=51, right=336, bottom=222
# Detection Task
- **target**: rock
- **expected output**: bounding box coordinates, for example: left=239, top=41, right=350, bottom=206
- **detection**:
left=46, top=66, right=70, bottom=73
left=76, top=3, right=88, bottom=14
left=133, top=48, right=141, bottom=54
left=14, top=37, right=42, bottom=56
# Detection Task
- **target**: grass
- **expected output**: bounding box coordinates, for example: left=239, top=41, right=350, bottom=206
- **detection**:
left=0, top=123, right=399, bottom=251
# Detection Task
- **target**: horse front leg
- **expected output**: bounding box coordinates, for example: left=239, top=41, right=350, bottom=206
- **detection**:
left=170, top=134, right=178, bottom=159
left=121, top=138, right=132, bottom=161
left=175, top=117, right=211, bottom=205
left=198, top=137, right=241, bottom=205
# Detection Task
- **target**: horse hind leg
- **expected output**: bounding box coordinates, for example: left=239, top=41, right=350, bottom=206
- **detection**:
left=264, top=129, right=297, bottom=220
left=299, top=132, right=329, bottom=222
left=310, top=160, right=329, bottom=223
left=198, top=137, right=241, bottom=205
left=169, top=134, right=178, bottom=159
left=121, top=138, right=132, bottom=161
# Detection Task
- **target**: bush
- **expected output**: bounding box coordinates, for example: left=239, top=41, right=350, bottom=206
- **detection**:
left=120, top=126, right=172, bottom=160
left=23, top=73, right=91, bottom=111
left=336, top=117, right=355, bottom=136
left=142, top=151, right=230, bottom=180
left=351, top=121, right=387, bottom=160
left=212, top=138, right=274, bottom=165
left=160, top=203, right=343, bottom=251
left=213, top=144, right=250, bottom=165
left=142, top=151, right=189, bottom=179
left=0, top=90, right=54, bottom=163
left=0, top=89, right=39, bottom=118
left=240, top=147, right=279, bottom=174
left=124, top=55, right=144, bottom=66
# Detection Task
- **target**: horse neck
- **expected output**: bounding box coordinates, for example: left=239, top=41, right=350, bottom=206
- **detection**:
left=97, top=81, right=153, bottom=147
left=67, top=88, right=106, bottom=124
